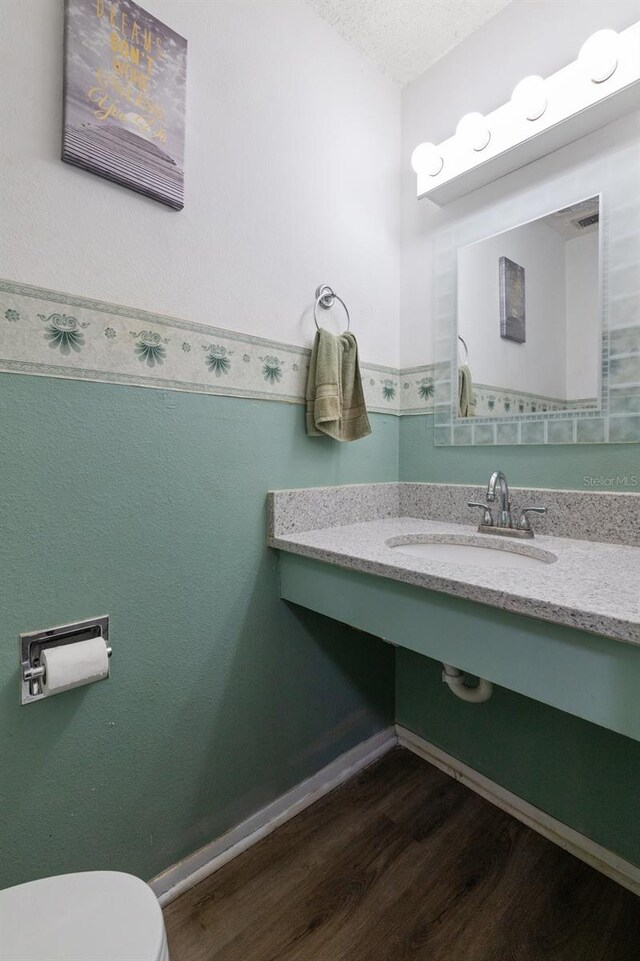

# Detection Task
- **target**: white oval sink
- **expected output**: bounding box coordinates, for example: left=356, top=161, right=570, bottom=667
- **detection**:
left=387, top=536, right=556, bottom=570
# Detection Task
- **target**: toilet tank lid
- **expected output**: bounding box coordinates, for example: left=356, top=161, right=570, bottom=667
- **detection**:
left=0, top=871, right=167, bottom=961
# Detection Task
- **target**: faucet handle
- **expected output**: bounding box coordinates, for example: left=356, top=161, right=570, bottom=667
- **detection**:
left=468, top=502, right=493, bottom=527
left=516, top=506, right=547, bottom=531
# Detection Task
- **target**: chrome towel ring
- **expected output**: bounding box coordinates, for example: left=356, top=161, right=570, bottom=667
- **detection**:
left=314, top=284, right=351, bottom=332
left=457, top=334, right=469, bottom=364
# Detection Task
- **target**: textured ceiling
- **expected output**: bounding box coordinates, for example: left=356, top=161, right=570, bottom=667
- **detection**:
left=306, top=0, right=511, bottom=86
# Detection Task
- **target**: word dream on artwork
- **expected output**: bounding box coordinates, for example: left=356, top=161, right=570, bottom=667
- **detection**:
left=62, top=0, right=187, bottom=210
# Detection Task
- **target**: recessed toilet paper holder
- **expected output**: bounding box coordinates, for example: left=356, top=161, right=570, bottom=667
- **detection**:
left=20, top=616, right=112, bottom=705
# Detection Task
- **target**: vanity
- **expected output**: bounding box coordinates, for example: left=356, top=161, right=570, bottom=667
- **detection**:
left=268, top=104, right=640, bottom=746
left=267, top=479, right=640, bottom=741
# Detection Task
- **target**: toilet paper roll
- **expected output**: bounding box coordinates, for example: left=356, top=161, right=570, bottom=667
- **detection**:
left=41, top=637, right=109, bottom=695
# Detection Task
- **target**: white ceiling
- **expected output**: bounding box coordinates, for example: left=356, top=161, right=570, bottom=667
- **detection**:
left=306, top=0, right=511, bottom=86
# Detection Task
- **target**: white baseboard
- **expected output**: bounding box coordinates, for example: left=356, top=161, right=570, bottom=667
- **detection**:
left=150, top=727, right=397, bottom=906
left=397, top=724, right=640, bottom=898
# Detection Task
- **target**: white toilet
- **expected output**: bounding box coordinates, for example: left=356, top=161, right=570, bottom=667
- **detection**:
left=0, top=871, right=169, bottom=961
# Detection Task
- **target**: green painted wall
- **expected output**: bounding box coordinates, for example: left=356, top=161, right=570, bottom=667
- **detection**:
left=398, top=413, right=640, bottom=865
left=3, top=380, right=638, bottom=889
left=0, top=374, right=396, bottom=891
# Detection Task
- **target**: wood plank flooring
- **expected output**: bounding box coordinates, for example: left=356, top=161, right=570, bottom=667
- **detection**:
left=164, top=748, right=640, bottom=961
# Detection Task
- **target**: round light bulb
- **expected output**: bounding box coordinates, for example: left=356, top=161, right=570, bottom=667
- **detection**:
left=511, top=75, right=547, bottom=121
left=410, top=142, right=444, bottom=177
left=578, top=29, right=619, bottom=83
left=455, top=112, right=491, bottom=152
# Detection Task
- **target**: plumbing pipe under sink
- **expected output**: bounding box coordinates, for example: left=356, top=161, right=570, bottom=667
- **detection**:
left=442, top=663, right=493, bottom=703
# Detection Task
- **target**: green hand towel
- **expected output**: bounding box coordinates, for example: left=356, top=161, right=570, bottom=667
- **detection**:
left=306, top=328, right=372, bottom=441
left=458, top=364, right=476, bottom=418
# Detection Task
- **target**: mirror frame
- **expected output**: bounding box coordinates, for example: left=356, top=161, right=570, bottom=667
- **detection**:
left=433, top=143, right=640, bottom=446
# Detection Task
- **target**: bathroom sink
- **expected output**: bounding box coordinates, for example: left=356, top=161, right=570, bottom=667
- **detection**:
left=387, top=535, right=557, bottom=570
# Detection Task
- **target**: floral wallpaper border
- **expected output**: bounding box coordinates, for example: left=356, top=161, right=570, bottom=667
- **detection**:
left=0, top=280, right=436, bottom=416
left=472, top=383, right=598, bottom=417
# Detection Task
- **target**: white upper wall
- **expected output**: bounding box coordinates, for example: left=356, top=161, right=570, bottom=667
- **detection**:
left=400, top=0, right=640, bottom=368
left=2, top=0, right=638, bottom=372
left=0, top=0, right=401, bottom=366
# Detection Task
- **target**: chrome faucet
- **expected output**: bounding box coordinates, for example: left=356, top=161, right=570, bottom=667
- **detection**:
left=468, top=469, right=547, bottom=539
left=487, top=470, right=512, bottom=528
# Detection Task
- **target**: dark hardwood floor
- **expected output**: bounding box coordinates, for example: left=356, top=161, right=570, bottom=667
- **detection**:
left=163, top=748, right=640, bottom=961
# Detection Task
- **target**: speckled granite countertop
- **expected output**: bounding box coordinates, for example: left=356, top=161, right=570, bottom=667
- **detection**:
left=268, top=515, right=640, bottom=646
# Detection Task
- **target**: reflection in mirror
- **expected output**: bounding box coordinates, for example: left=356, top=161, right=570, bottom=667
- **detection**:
left=457, top=196, right=601, bottom=418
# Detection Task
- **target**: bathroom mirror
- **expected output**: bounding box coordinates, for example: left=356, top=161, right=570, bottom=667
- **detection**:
left=433, top=143, right=640, bottom=446
left=457, top=196, right=601, bottom=417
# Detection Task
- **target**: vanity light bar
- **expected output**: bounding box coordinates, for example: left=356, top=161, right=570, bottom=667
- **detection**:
left=412, top=21, right=640, bottom=205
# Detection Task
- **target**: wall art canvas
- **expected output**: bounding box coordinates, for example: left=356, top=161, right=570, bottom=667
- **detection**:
left=499, top=256, right=526, bottom=343
left=62, top=0, right=187, bottom=210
